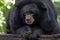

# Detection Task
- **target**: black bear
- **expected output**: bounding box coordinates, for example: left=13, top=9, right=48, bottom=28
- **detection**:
left=6, top=0, right=60, bottom=39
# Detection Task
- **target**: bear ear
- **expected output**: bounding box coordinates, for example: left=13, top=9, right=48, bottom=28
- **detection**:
left=41, top=7, right=47, bottom=12
left=14, top=0, right=30, bottom=9
left=40, top=3, right=47, bottom=12
left=35, top=1, right=47, bottom=12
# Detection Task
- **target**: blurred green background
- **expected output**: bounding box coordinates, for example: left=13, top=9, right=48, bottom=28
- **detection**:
left=0, top=0, right=60, bottom=33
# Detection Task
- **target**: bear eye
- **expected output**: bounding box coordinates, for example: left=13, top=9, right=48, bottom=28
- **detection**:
left=33, top=13, right=37, bottom=17
left=23, top=13, right=26, bottom=17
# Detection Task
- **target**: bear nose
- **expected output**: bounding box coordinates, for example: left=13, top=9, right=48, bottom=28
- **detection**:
left=26, top=19, right=30, bottom=21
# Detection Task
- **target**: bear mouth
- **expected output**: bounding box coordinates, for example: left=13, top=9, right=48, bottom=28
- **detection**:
left=25, top=19, right=34, bottom=25
left=26, top=21, right=33, bottom=25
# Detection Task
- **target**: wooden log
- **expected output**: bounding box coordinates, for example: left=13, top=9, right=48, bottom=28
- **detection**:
left=0, top=34, right=23, bottom=40
left=0, top=34, right=60, bottom=40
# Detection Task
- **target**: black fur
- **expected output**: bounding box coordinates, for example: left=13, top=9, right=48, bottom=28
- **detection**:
left=6, top=0, right=60, bottom=39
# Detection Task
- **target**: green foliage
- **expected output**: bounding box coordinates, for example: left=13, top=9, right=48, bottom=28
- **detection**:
left=0, top=0, right=15, bottom=32
left=53, top=2, right=60, bottom=19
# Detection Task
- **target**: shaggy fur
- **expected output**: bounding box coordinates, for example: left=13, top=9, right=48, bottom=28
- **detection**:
left=6, top=0, right=60, bottom=39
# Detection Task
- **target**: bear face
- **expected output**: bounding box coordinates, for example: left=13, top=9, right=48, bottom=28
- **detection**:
left=20, top=4, right=40, bottom=25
